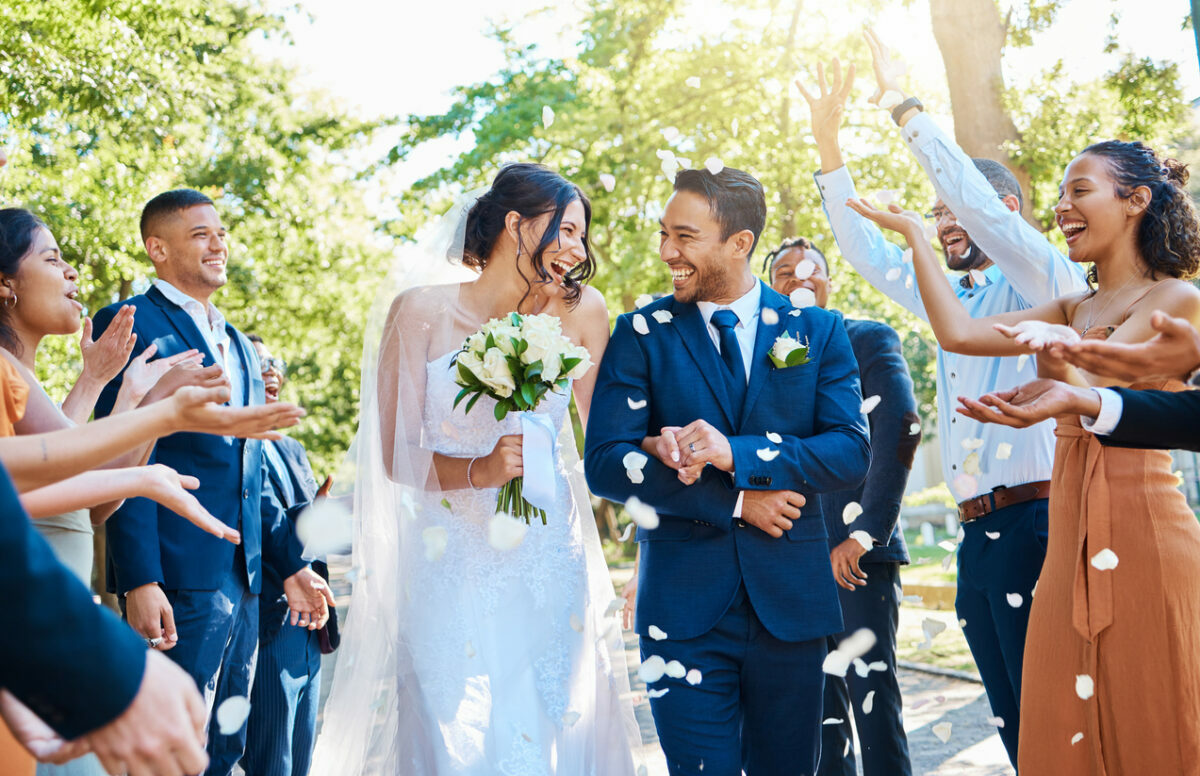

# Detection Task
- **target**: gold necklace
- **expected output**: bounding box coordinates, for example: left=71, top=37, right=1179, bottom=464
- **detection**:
left=1082, top=272, right=1144, bottom=335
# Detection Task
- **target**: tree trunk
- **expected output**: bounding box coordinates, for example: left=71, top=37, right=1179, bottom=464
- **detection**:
left=929, top=0, right=1034, bottom=222
left=775, top=0, right=805, bottom=236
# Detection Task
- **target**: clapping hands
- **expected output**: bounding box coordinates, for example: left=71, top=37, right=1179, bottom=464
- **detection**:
left=644, top=420, right=733, bottom=485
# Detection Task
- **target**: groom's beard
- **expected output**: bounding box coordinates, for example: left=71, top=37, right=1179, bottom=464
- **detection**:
left=675, top=261, right=737, bottom=304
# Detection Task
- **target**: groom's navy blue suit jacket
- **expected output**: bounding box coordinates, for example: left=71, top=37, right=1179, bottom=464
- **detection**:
left=93, top=286, right=305, bottom=595
left=585, top=281, right=870, bottom=643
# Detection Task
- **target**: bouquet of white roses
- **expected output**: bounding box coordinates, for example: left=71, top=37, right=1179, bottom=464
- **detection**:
left=452, top=312, right=593, bottom=524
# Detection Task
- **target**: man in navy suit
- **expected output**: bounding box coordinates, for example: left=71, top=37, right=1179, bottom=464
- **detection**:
left=585, top=167, right=870, bottom=776
left=93, top=189, right=332, bottom=776
left=242, top=335, right=337, bottom=776
left=768, top=238, right=918, bottom=776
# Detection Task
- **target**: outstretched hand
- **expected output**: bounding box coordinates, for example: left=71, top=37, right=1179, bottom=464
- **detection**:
left=79, top=306, right=137, bottom=385
left=956, top=378, right=1100, bottom=428
left=1049, top=310, right=1200, bottom=382
left=846, top=198, right=924, bottom=240
left=169, top=385, right=305, bottom=438
left=993, top=320, right=1080, bottom=351
left=114, top=344, right=205, bottom=410
left=134, top=464, right=241, bottom=544
left=795, top=58, right=855, bottom=149
left=863, top=26, right=908, bottom=107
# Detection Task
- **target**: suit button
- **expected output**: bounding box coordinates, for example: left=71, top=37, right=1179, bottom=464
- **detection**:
left=243, top=489, right=250, bottom=500
left=737, top=520, right=747, bottom=528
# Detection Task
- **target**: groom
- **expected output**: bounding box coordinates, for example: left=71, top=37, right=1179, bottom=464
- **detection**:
left=585, top=167, right=870, bottom=775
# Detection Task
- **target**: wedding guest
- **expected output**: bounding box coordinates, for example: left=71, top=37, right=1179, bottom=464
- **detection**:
left=799, top=38, right=1086, bottom=763
left=92, top=189, right=332, bottom=776
left=242, top=334, right=337, bottom=776
left=852, top=138, right=1200, bottom=776
left=768, top=237, right=917, bottom=776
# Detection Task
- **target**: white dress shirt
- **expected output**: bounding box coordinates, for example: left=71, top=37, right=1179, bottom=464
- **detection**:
left=696, top=281, right=761, bottom=518
left=153, top=279, right=244, bottom=408
left=697, top=280, right=761, bottom=382
left=1082, top=387, right=1123, bottom=435
left=815, top=115, right=1087, bottom=501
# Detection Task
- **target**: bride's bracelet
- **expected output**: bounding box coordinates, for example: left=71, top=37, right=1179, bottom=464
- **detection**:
left=466, top=457, right=481, bottom=490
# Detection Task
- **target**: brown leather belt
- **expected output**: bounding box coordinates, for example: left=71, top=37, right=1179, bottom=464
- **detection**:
left=957, top=480, right=1051, bottom=523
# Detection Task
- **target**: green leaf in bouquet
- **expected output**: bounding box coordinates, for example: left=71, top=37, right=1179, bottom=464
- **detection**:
left=556, top=378, right=569, bottom=391
left=520, top=382, right=536, bottom=407
left=510, top=312, right=521, bottom=327
left=464, top=390, right=485, bottom=415
left=786, top=347, right=811, bottom=367
left=440, top=497, right=452, bottom=511
left=456, top=360, right=479, bottom=387
left=525, top=360, right=543, bottom=382
left=494, top=401, right=510, bottom=421
left=486, top=332, right=496, bottom=350
left=562, top=356, right=582, bottom=374
left=512, top=336, right=527, bottom=356
left=533, top=383, right=550, bottom=401
left=512, top=389, right=529, bottom=410
left=453, top=385, right=473, bottom=409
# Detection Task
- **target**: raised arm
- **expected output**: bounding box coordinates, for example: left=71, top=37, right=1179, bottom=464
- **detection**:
left=798, top=57, right=936, bottom=321
left=846, top=198, right=1072, bottom=356
left=863, top=27, right=1087, bottom=304
left=60, top=307, right=137, bottom=424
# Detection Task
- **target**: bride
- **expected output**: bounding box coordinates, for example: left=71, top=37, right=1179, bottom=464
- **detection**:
left=311, top=163, right=640, bottom=774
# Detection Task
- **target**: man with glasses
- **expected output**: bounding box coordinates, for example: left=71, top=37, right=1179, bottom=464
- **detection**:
left=798, top=35, right=1086, bottom=767
left=241, top=335, right=337, bottom=776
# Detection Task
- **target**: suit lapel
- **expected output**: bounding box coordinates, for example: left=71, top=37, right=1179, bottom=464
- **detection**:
left=226, top=326, right=255, bottom=406
left=669, top=299, right=737, bottom=428
left=738, top=283, right=790, bottom=428
left=146, top=286, right=219, bottom=367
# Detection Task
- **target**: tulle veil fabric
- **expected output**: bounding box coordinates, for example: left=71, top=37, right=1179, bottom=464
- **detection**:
left=309, top=189, right=642, bottom=774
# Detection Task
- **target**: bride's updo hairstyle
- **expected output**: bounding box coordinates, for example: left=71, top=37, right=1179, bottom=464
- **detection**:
left=462, top=163, right=595, bottom=308
left=0, top=208, right=48, bottom=355
left=1083, top=140, right=1200, bottom=280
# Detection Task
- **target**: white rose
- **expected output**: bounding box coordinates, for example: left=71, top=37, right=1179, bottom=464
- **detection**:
left=770, top=334, right=808, bottom=367
left=481, top=318, right=521, bottom=356
left=521, top=314, right=562, bottom=336
left=478, top=348, right=516, bottom=398
left=564, top=344, right=593, bottom=380
left=455, top=349, right=485, bottom=384
left=523, top=328, right=566, bottom=381
left=464, top=331, right=488, bottom=354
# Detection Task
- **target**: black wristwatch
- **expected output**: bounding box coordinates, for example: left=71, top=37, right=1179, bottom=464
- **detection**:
left=891, top=96, right=924, bottom=126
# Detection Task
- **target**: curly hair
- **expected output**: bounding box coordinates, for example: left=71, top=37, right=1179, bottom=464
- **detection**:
left=0, top=208, right=47, bottom=355
left=461, top=163, right=594, bottom=309
left=1082, top=140, right=1200, bottom=281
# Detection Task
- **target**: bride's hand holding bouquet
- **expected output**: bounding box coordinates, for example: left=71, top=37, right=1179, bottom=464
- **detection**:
left=452, top=312, right=592, bottom=523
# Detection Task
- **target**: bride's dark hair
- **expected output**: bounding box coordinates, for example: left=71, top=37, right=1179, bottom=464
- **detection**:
left=462, top=163, right=595, bottom=308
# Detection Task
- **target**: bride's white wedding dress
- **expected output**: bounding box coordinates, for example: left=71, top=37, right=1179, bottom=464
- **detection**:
left=407, top=351, right=635, bottom=774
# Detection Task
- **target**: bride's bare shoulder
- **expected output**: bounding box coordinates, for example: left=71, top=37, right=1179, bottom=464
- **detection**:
left=388, top=282, right=467, bottom=319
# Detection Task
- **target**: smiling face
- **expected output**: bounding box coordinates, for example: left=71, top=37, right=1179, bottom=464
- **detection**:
left=145, top=204, right=228, bottom=304
left=518, top=197, right=589, bottom=301
left=930, top=199, right=987, bottom=272
left=1055, top=152, right=1142, bottom=264
left=770, top=246, right=830, bottom=308
left=659, top=190, right=754, bottom=304
left=3, top=226, right=84, bottom=338
left=253, top=340, right=283, bottom=403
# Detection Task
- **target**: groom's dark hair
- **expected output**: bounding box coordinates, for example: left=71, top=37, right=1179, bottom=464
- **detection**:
left=673, top=167, right=767, bottom=259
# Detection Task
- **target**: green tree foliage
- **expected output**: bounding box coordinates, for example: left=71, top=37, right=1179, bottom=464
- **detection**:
left=0, top=0, right=391, bottom=474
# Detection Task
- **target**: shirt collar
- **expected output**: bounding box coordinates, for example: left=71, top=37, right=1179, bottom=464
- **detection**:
left=153, top=278, right=226, bottom=329
left=698, top=279, right=762, bottom=328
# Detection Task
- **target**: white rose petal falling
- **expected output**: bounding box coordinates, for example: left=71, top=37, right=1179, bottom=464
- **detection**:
left=624, top=495, right=659, bottom=529
left=1006, top=593, right=1023, bottom=608
left=652, top=310, right=674, bottom=324
left=685, top=76, right=701, bottom=88
left=664, top=660, right=686, bottom=679
left=599, top=173, right=616, bottom=193
left=861, top=395, right=882, bottom=414
left=627, top=397, right=647, bottom=410
left=986, top=716, right=1006, bottom=728
left=792, top=258, right=816, bottom=280
left=862, top=690, right=876, bottom=714
left=765, top=431, right=782, bottom=444
left=842, top=502, right=863, bottom=525
left=822, top=627, right=877, bottom=678
left=541, top=105, right=555, bottom=128
left=995, top=442, right=1013, bottom=460
left=632, top=313, right=650, bottom=335
left=487, top=513, right=528, bottom=552
left=985, top=531, right=1000, bottom=540
left=1090, top=548, right=1119, bottom=571
left=885, top=267, right=902, bottom=282
left=647, top=688, right=670, bottom=699
left=932, top=722, right=953, bottom=743
left=638, top=655, right=667, bottom=683
left=635, top=294, right=654, bottom=308
left=1071, top=732, right=1084, bottom=745
left=648, top=625, right=668, bottom=641
left=1075, top=674, right=1094, bottom=700
left=789, top=288, right=817, bottom=308
left=705, top=157, right=724, bottom=175
left=877, top=89, right=905, bottom=110
left=761, top=307, right=779, bottom=325
left=216, top=696, right=252, bottom=736
left=686, top=668, right=703, bottom=685
left=756, top=447, right=780, bottom=461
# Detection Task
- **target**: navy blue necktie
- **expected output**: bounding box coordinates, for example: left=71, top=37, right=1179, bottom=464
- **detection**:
left=710, top=309, right=747, bottom=408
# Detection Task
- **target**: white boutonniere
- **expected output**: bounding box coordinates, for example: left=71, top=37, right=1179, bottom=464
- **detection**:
left=768, top=332, right=810, bottom=369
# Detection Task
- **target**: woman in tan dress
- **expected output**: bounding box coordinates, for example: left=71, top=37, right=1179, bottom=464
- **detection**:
left=850, top=139, right=1200, bottom=775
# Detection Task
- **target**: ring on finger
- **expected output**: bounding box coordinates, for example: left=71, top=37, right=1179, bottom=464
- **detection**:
left=688, top=442, right=696, bottom=452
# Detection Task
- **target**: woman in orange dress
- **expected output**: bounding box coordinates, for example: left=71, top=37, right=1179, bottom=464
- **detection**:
left=850, top=139, right=1200, bottom=775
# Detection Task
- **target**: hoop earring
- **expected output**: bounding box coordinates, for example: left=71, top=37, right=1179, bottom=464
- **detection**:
left=3, top=293, right=15, bottom=309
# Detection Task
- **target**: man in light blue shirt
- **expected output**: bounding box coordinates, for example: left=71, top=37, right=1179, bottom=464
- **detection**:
left=799, top=49, right=1087, bottom=766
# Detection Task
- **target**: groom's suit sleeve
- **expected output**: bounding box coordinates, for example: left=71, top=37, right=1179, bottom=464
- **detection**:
left=1097, top=387, right=1200, bottom=452
left=725, top=312, right=870, bottom=494
left=93, top=303, right=164, bottom=594
left=584, top=315, right=740, bottom=531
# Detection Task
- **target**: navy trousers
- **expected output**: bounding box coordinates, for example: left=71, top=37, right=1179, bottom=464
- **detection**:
left=241, top=625, right=321, bottom=776
left=160, top=557, right=259, bottom=776
left=643, top=584, right=827, bottom=776
left=955, top=498, right=1048, bottom=767
left=817, top=561, right=911, bottom=776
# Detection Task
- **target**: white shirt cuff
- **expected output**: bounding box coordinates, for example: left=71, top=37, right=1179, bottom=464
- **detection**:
left=1081, top=387, right=1123, bottom=435
left=733, top=491, right=745, bottom=519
